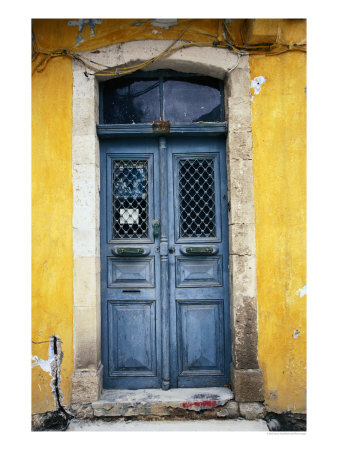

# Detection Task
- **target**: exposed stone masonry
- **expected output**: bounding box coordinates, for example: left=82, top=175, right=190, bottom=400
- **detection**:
left=68, top=399, right=267, bottom=422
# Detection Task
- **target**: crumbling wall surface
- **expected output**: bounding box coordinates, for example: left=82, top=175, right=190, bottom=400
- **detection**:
left=31, top=336, right=73, bottom=430
left=32, top=52, right=74, bottom=414
left=250, top=22, right=306, bottom=413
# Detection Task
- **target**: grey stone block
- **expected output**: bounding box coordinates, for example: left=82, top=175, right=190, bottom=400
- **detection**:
left=70, top=403, right=94, bottom=419
left=231, top=365, right=264, bottom=402
left=227, top=67, right=251, bottom=98
left=217, top=401, right=239, bottom=418
left=227, top=130, right=253, bottom=160
left=230, top=298, right=259, bottom=369
left=72, top=365, right=103, bottom=403
left=239, top=402, right=266, bottom=420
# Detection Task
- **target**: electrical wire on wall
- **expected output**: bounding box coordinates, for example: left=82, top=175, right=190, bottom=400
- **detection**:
left=223, top=21, right=307, bottom=56
left=32, top=19, right=306, bottom=77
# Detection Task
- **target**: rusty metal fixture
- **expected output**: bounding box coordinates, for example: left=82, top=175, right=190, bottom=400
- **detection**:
left=152, top=120, right=170, bottom=133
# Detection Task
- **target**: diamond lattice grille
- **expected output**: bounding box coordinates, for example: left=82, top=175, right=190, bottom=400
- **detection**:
left=113, top=160, right=148, bottom=239
left=178, top=158, right=216, bottom=238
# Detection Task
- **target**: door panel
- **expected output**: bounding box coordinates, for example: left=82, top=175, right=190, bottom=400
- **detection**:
left=101, top=137, right=161, bottom=389
left=101, top=135, right=230, bottom=389
left=107, top=301, right=156, bottom=376
left=176, top=256, right=223, bottom=287
left=167, top=136, right=230, bottom=388
left=177, top=301, right=224, bottom=374
left=107, top=257, right=155, bottom=288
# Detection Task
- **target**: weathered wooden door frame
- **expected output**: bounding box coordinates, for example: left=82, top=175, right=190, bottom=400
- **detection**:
left=71, top=40, right=264, bottom=405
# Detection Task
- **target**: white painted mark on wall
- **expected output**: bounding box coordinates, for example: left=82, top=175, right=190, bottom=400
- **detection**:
left=251, top=76, right=266, bottom=95
left=31, top=339, right=55, bottom=375
left=294, top=329, right=300, bottom=339
left=297, top=285, right=307, bottom=297
left=150, top=19, right=178, bottom=30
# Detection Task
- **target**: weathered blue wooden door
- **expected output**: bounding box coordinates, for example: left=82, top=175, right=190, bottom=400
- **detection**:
left=100, top=137, right=162, bottom=389
left=100, top=135, right=230, bottom=389
left=167, top=135, right=230, bottom=388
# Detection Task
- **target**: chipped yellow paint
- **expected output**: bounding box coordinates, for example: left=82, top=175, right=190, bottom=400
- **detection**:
left=31, top=19, right=306, bottom=415
left=32, top=55, right=73, bottom=414
left=250, top=38, right=306, bottom=412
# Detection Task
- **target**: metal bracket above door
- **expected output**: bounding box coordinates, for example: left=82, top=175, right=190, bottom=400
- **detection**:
left=152, top=121, right=170, bottom=133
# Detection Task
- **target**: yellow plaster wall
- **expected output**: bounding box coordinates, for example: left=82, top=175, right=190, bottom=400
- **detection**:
left=250, top=47, right=306, bottom=412
left=32, top=19, right=221, bottom=53
left=32, top=56, right=73, bottom=414
left=31, top=18, right=306, bottom=415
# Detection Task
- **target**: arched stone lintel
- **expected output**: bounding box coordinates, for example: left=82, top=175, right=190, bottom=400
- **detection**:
left=80, top=40, right=243, bottom=80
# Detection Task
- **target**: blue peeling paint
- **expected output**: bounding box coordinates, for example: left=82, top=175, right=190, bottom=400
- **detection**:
left=294, top=329, right=300, bottom=339
left=68, top=19, right=102, bottom=46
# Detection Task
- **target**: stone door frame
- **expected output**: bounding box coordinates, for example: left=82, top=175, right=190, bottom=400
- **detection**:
left=71, top=40, right=264, bottom=405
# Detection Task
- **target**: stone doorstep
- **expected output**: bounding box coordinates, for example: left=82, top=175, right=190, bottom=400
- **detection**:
left=67, top=418, right=269, bottom=431
left=92, top=387, right=234, bottom=417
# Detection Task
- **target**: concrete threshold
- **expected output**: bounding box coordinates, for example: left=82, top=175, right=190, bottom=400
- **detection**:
left=68, top=418, right=269, bottom=431
left=92, top=387, right=234, bottom=417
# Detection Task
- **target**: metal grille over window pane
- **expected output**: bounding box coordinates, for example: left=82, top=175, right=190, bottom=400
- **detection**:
left=113, top=160, right=148, bottom=239
left=178, top=159, right=216, bottom=238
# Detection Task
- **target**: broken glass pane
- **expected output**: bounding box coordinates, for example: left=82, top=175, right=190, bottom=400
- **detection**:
left=163, top=77, right=222, bottom=123
left=102, top=78, right=160, bottom=124
left=113, top=160, right=148, bottom=239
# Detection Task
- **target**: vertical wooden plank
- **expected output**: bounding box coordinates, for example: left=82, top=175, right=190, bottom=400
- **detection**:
left=100, top=138, right=162, bottom=389
left=159, top=136, right=170, bottom=390
left=159, top=74, right=164, bottom=121
left=219, top=136, right=232, bottom=382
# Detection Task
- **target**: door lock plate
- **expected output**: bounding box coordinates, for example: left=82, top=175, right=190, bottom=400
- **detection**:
left=152, top=120, right=170, bottom=133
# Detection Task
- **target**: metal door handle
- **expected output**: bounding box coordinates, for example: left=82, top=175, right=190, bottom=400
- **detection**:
left=111, top=246, right=150, bottom=256
left=180, top=245, right=219, bottom=256
left=152, top=219, right=160, bottom=238
left=116, top=248, right=145, bottom=256
left=186, top=247, right=213, bottom=254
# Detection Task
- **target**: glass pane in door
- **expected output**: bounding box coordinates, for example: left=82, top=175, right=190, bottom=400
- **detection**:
left=178, top=158, right=216, bottom=238
left=113, top=160, right=149, bottom=239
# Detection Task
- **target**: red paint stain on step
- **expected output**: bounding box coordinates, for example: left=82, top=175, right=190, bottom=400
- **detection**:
left=181, top=400, right=217, bottom=409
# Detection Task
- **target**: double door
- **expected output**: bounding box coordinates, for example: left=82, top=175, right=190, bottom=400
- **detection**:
left=100, top=135, right=230, bottom=389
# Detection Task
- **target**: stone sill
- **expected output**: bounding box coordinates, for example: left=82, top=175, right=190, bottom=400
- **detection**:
left=92, top=387, right=234, bottom=417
